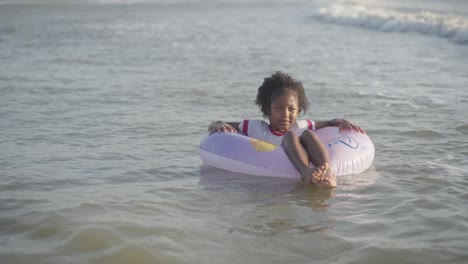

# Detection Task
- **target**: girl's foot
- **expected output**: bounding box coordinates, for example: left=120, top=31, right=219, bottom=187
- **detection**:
left=315, top=167, right=337, bottom=187
left=301, top=163, right=336, bottom=187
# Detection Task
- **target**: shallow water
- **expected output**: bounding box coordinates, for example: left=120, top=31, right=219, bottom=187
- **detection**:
left=1, top=0, right=468, bottom=263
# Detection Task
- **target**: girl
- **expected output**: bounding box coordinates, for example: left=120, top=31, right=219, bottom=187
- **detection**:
left=208, top=71, right=364, bottom=187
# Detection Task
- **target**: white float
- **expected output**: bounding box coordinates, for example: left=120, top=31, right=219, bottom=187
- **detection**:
left=199, top=127, right=375, bottom=178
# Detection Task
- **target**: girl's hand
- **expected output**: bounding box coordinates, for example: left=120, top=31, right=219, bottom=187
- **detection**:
left=208, top=121, right=237, bottom=134
left=330, top=118, right=366, bottom=134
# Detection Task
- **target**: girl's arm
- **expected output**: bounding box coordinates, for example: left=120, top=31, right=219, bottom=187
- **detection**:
left=208, top=121, right=240, bottom=134
left=315, top=118, right=365, bottom=134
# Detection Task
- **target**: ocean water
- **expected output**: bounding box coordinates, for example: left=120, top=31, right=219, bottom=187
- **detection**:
left=1, top=0, right=468, bottom=263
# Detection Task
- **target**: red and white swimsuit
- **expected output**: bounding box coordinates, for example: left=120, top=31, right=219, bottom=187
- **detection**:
left=238, top=119, right=316, bottom=145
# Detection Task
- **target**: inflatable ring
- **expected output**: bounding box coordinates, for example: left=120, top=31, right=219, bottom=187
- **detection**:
left=199, top=127, right=374, bottom=178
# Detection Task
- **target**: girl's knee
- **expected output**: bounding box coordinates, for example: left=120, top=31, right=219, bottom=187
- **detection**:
left=300, top=130, right=322, bottom=145
left=301, top=130, right=318, bottom=140
left=282, top=131, right=299, bottom=146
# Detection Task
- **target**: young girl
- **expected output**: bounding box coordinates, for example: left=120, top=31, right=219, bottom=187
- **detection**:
left=207, top=71, right=365, bottom=187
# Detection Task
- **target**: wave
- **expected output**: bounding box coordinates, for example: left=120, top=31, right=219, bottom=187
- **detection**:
left=0, top=0, right=307, bottom=4
left=310, top=1, right=468, bottom=44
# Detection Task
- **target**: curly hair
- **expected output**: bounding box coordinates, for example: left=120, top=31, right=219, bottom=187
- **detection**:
left=255, top=71, right=309, bottom=117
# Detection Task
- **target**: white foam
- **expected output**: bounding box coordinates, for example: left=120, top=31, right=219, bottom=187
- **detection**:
left=311, top=1, right=468, bottom=44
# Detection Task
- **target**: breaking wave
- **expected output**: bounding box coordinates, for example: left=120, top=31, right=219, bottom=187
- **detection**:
left=310, top=1, right=468, bottom=44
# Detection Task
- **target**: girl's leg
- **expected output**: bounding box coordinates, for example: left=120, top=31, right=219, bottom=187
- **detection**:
left=282, top=131, right=330, bottom=185
left=300, top=130, right=336, bottom=187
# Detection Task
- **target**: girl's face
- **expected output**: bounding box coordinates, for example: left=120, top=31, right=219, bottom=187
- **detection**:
left=269, top=90, right=299, bottom=133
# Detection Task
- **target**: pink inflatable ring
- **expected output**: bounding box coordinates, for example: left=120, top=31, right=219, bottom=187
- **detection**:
left=199, top=127, right=375, bottom=178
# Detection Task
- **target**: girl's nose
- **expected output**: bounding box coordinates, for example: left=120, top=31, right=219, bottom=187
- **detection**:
left=280, top=110, right=288, bottom=118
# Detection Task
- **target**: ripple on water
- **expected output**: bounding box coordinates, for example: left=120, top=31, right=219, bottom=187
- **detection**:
left=455, top=124, right=468, bottom=134
left=93, top=245, right=179, bottom=264
left=400, top=129, right=444, bottom=138
left=61, top=227, right=119, bottom=253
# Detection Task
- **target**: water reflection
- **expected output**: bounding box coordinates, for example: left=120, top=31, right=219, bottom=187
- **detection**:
left=199, top=166, right=334, bottom=204
left=198, top=166, right=336, bottom=235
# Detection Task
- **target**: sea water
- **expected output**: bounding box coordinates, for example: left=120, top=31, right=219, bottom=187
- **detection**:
left=1, top=0, right=468, bottom=263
